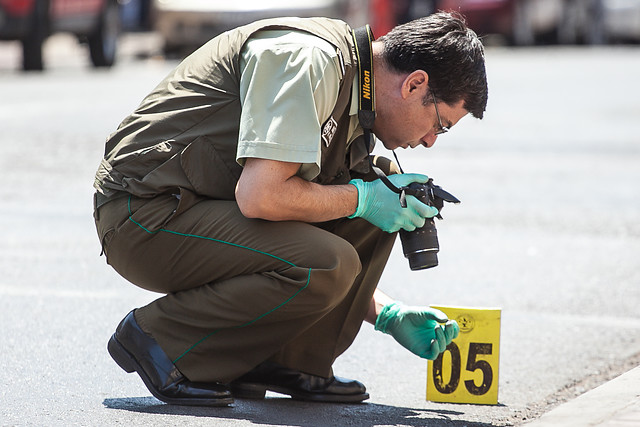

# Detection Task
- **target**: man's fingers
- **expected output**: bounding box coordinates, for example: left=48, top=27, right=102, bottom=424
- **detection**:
left=406, top=196, right=439, bottom=220
left=420, top=308, right=449, bottom=323
left=427, top=339, right=441, bottom=360
left=444, top=320, right=459, bottom=343
left=434, top=324, right=446, bottom=351
left=451, top=320, right=460, bottom=339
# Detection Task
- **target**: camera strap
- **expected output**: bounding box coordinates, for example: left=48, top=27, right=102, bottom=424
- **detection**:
left=351, top=25, right=418, bottom=207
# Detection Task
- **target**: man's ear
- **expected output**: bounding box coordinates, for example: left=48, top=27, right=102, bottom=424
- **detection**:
left=401, top=70, right=429, bottom=99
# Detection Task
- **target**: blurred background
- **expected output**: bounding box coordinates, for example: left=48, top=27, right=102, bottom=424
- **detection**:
left=1, top=0, right=639, bottom=71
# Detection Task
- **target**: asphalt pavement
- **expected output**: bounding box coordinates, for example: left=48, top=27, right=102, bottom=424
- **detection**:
left=1, top=34, right=639, bottom=426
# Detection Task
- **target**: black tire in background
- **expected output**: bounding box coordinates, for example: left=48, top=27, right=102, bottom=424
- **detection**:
left=88, top=0, right=120, bottom=67
left=22, top=0, right=49, bottom=71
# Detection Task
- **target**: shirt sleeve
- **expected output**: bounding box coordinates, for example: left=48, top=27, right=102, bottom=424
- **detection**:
left=236, top=30, right=341, bottom=181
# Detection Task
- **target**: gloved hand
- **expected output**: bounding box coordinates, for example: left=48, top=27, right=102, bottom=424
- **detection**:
left=375, top=301, right=459, bottom=360
left=349, top=173, right=439, bottom=233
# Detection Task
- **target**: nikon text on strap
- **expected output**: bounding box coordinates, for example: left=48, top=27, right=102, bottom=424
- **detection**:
left=352, top=25, right=375, bottom=131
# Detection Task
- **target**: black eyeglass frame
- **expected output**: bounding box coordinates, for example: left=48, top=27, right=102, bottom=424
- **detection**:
left=431, top=90, right=449, bottom=136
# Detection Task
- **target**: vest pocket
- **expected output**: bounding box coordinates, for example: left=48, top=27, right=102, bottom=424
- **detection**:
left=180, top=135, right=240, bottom=200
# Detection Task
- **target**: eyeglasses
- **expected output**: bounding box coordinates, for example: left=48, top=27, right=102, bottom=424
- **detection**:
left=431, top=90, right=449, bottom=136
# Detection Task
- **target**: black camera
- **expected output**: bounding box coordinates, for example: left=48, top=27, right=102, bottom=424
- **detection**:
left=399, top=180, right=460, bottom=271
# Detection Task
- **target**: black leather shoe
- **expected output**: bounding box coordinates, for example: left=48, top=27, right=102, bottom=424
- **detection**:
left=230, top=361, right=369, bottom=403
left=108, top=311, right=233, bottom=406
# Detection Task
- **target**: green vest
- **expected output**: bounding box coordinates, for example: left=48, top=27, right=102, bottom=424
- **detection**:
left=94, top=17, right=363, bottom=206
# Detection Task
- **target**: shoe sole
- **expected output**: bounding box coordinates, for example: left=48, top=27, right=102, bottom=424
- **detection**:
left=107, top=334, right=234, bottom=407
left=231, top=382, right=369, bottom=403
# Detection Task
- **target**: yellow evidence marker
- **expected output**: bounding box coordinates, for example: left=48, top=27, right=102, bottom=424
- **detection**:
left=427, top=306, right=501, bottom=405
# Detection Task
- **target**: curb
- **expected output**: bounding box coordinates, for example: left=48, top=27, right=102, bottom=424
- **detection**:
left=525, top=366, right=640, bottom=426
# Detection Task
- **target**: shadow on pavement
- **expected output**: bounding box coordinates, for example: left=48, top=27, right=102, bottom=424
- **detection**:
left=103, top=396, right=494, bottom=426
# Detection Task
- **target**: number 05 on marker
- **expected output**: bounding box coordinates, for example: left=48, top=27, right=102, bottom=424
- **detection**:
left=427, top=306, right=501, bottom=405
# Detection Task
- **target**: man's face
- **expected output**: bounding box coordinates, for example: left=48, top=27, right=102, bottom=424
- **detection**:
left=372, top=70, right=469, bottom=151
left=375, top=96, right=468, bottom=151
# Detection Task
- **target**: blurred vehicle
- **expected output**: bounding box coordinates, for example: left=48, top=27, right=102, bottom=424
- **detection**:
left=604, top=0, right=640, bottom=42
left=437, top=0, right=606, bottom=45
left=370, top=0, right=439, bottom=36
left=119, top=0, right=152, bottom=32
left=0, top=0, right=120, bottom=71
left=151, top=0, right=350, bottom=55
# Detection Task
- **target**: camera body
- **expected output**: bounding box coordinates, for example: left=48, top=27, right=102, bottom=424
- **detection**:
left=399, top=180, right=459, bottom=271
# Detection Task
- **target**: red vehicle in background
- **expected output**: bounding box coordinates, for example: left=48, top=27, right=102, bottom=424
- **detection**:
left=0, top=0, right=120, bottom=70
left=436, top=0, right=606, bottom=45
left=370, top=0, right=608, bottom=46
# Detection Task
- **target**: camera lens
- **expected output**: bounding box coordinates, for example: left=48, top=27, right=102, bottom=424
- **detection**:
left=407, top=250, right=438, bottom=271
left=399, top=220, right=439, bottom=270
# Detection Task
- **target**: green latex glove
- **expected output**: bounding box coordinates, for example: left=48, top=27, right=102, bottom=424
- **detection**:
left=349, top=173, right=439, bottom=233
left=375, top=302, right=460, bottom=360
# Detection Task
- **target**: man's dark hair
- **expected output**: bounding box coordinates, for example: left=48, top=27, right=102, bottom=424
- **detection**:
left=378, top=12, right=488, bottom=119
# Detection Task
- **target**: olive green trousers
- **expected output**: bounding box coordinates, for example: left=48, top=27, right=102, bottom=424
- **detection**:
left=95, top=189, right=395, bottom=383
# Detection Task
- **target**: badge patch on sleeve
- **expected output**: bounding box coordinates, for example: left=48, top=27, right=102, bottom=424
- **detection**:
left=322, top=116, right=338, bottom=147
